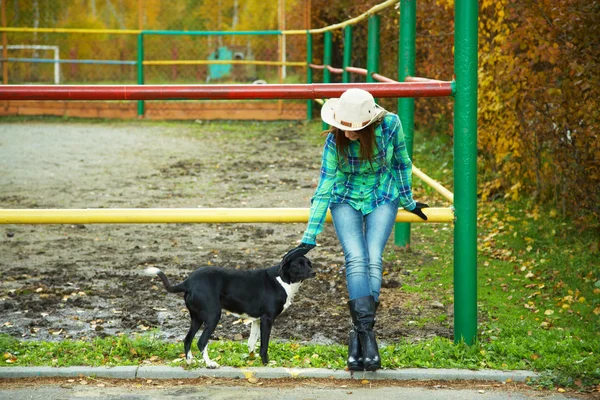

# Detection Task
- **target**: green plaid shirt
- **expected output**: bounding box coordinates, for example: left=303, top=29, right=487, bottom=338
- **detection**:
left=301, top=113, right=416, bottom=245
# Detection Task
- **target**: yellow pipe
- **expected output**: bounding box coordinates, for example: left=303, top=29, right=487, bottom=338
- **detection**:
left=284, top=0, right=399, bottom=35
left=283, top=30, right=306, bottom=35
left=143, top=60, right=306, bottom=67
left=412, top=165, right=455, bottom=203
left=0, top=207, right=454, bottom=224
left=3, top=1, right=399, bottom=38
left=0, top=27, right=140, bottom=34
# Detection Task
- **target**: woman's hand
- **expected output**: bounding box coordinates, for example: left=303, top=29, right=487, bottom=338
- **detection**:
left=281, top=243, right=316, bottom=265
left=408, top=202, right=429, bottom=220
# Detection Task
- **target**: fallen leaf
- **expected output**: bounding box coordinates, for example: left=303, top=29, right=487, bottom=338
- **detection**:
left=544, top=309, right=554, bottom=315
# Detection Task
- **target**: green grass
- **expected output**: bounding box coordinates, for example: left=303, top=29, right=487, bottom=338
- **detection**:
left=0, top=119, right=598, bottom=389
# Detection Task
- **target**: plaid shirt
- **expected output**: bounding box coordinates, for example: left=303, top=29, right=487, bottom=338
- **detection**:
left=301, top=113, right=416, bottom=245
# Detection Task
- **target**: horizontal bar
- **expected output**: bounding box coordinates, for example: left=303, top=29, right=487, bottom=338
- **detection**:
left=143, top=30, right=281, bottom=36
left=0, top=27, right=282, bottom=36
left=412, top=165, right=454, bottom=203
left=309, top=64, right=397, bottom=82
left=143, top=60, right=305, bottom=67
left=3, top=57, right=305, bottom=67
left=0, top=208, right=454, bottom=224
left=282, top=30, right=307, bottom=35
left=0, top=82, right=454, bottom=101
left=5, top=57, right=136, bottom=65
left=405, top=76, right=446, bottom=83
left=345, top=66, right=368, bottom=76
left=309, top=64, right=367, bottom=75
left=326, top=65, right=344, bottom=74
left=372, top=73, right=397, bottom=83
left=0, top=27, right=140, bottom=35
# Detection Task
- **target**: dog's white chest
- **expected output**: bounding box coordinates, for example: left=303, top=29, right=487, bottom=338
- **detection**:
left=276, top=277, right=301, bottom=311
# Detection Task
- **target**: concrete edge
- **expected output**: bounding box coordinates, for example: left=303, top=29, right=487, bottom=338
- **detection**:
left=0, top=366, right=539, bottom=382
left=0, top=366, right=137, bottom=379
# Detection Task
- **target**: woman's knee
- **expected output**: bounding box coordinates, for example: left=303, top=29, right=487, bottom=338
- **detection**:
left=345, top=255, right=369, bottom=276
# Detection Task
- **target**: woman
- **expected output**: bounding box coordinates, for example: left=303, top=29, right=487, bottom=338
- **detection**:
left=281, top=88, right=428, bottom=371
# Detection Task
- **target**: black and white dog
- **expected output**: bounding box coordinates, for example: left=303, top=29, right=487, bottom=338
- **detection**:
left=145, top=256, right=315, bottom=368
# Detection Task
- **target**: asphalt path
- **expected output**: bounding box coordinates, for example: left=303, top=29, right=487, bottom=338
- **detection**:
left=1, top=367, right=592, bottom=399
left=0, top=383, right=583, bottom=400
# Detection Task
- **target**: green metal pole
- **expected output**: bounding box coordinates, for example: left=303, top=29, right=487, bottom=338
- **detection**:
left=136, top=32, right=144, bottom=117
left=366, top=15, right=380, bottom=83
left=306, top=32, right=313, bottom=121
left=322, top=31, right=332, bottom=131
left=454, top=0, right=479, bottom=345
left=395, top=0, right=417, bottom=248
left=342, top=25, right=352, bottom=83
left=323, top=31, right=332, bottom=83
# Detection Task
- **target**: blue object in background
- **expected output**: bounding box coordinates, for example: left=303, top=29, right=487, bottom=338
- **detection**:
left=208, top=46, right=233, bottom=81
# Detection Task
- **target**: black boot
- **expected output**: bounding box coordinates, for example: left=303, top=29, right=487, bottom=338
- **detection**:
left=348, top=296, right=381, bottom=371
left=347, top=322, right=363, bottom=371
left=347, top=300, right=378, bottom=371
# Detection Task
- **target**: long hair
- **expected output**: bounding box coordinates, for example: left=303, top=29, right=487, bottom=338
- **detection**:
left=323, top=124, right=377, bottom=165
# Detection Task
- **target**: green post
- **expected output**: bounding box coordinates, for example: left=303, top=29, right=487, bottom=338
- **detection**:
left=366, top=15, right=380, bottom=83
left=454, top=0, right=479, bottom=345
left=322, top=31, right=332, bottom=131
left=395, top=0, right=417, bottom=248
left=342, top=25, right=352, bottom=83
left=136, top=32, right=145, bottom=117
left=306, top=32, right=313, bottom=121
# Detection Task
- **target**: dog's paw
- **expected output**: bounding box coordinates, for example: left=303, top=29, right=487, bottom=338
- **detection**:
left=205, top=360, right=220, bottom=369
left=185, top=351, right=194, bottom=365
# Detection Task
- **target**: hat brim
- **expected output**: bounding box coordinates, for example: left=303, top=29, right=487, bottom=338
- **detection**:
left=321, top=98, right=387, bottom=131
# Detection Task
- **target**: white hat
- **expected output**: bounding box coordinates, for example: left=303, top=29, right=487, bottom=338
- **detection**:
left=321, top=88, right=387, bottom=131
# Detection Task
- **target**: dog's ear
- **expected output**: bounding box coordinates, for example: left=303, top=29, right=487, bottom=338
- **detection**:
left=278, top=260, right=292, bottom=284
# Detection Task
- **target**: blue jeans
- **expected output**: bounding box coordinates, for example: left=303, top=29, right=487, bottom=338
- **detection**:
left=330, top=199, right=399, bottom=302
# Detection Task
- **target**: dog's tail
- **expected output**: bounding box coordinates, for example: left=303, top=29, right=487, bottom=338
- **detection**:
left=144, top=267, right=186, bottom=293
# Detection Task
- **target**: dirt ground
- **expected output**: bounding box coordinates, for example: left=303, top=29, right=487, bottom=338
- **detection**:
left=0, top=120, right=452, bottom=346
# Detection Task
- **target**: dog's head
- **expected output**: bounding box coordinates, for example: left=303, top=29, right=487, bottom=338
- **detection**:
left=279, top=256, right=316, bottom=284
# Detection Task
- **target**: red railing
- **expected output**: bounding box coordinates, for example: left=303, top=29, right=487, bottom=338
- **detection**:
left=0, top=82, right=454, bottom=100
